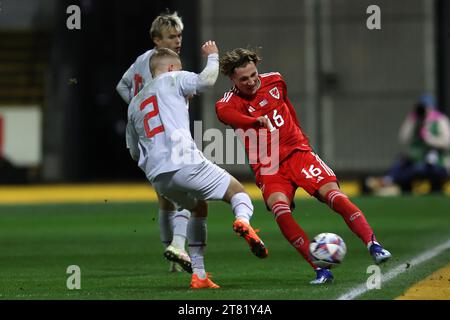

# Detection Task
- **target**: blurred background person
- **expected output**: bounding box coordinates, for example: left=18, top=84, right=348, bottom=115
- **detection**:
left=366, top=94, right=450, bottom=195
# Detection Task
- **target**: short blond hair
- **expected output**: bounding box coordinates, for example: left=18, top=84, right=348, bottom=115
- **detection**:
left=149, top=48, right=180, bottom=77
left=150, top=11, right=184, bottom=40
left=220, top=48, right=262, bottom=77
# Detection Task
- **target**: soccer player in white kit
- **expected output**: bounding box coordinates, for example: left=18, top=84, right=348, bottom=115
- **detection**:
left=116, top=12, right=195, bottom=273
left=126, top=42, right=268, bottom=289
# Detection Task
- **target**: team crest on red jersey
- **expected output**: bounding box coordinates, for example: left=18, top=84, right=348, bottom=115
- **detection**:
left=269, top=87, right=280, bottom=99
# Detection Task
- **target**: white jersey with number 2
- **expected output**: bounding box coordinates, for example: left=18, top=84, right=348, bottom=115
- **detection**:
left=127, top=70, right=205, bottom=182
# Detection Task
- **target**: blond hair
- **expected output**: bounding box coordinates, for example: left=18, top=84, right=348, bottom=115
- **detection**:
left=219, top=48, right=262, bottom=77
left=150, top=11, right=184, bottom=40
left=149, top=48, right=180, bottom=77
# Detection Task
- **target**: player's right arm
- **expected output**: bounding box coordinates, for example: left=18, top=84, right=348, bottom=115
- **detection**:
left=116, top=65, right=135, bottom=104
left=216, top=98, right=268, bottom=130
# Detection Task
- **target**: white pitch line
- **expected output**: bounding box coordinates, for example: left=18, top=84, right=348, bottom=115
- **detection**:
left=337, top=238, right=450, bottom=300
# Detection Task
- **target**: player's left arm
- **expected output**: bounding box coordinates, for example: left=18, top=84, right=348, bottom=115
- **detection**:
left=216, top=102, right=268, bottom=130
left=179, top=41, right=219, bottom=97
left=197, top=41, right=219, bottom=92
left=195, top=53, right=219, bottom=92
left=116, top=65, right=134, bottom=104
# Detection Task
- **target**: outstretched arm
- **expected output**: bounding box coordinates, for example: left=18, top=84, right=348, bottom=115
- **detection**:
left=178, top=41, right=219, bottom=97
left=197, top=41, right=219, bottom=93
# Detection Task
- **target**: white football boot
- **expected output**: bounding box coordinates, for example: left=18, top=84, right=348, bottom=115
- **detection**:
left=164, top=245, right=192, bottom=273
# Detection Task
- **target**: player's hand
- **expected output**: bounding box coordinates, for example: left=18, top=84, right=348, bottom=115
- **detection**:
left=256, top=116, right=269, bottom=129
left=202, top=40, right=218, bottom=57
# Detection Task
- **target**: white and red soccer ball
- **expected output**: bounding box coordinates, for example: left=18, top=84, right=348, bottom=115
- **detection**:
left=309, top=233, right=347, bottom=268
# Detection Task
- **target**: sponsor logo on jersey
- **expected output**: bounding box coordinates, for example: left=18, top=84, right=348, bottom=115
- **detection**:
left=269, top=87, right=280, bottom=99
left=259, top=99, right=268, bottom=107
left=248, top=106, right=256, bottom=113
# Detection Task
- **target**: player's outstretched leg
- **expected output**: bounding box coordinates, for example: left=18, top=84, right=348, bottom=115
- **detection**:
left=267, top=193, right=332, bottom=284
left=223, top=176, right=268, bottom=259
left=270, top=199, right=317, bottom=268
left=321, top=184, right=392, bottom=264
left=271, top=200, right=336, bottom=284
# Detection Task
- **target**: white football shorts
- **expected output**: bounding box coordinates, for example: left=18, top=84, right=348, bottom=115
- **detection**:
left=152, top=160, right=231, bottom=210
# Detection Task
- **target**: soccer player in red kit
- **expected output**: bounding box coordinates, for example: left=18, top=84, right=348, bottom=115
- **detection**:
left=215, top=48, right=391, bottom=284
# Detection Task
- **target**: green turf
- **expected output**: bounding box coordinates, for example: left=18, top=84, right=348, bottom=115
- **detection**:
left=0, top=195, right=449, bottom=300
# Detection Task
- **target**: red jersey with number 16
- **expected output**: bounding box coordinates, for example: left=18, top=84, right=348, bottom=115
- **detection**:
left=215, top=72, right=312, bottom=174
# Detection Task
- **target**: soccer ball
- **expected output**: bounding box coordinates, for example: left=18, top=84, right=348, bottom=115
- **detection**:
left=309, top=233, right=347, bottom=269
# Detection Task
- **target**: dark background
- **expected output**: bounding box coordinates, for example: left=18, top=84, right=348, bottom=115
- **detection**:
left=50, top=0, right=201, bottom=181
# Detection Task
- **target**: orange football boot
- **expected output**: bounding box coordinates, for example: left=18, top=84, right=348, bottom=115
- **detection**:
left=190, top=273, right=220, bottom=289
left=233, top=219, right=268, bottom=258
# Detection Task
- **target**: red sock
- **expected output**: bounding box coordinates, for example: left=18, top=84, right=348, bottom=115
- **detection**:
left=272, top=201, right=317, bottom=269
left=325, top=190, right=375, bottom=245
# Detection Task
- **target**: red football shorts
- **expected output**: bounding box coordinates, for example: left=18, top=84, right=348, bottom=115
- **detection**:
left=255, top=150, right=338, bottom=204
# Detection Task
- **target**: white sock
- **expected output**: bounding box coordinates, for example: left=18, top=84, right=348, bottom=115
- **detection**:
left=171, top=209, right=190, bottom=250
left=159, top=209, right=175, bottom=248
left=191, top=254, right=206, bottom=279
left=230, top=192, right=253, bottom=223
left=188, top=217, right=207, bottom=279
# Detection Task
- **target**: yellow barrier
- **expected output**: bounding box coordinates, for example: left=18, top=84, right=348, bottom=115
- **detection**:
left=0, top=181, right=361, bottom=205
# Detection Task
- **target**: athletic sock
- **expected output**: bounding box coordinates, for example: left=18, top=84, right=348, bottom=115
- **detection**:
left=271, top=201, right=317, bottom=269
left=187, top=217, right=207, bottom=279
left=325, top=190, right=375, bottom=245
left=159, top=209, right=175, bottom=249
left=230, top=192, right=253, bottom=223
left=367, top=234, right=381, bottom=251
left=171, top=209, right=190, bottom=250
left=191, top=255, right=206, bottom=279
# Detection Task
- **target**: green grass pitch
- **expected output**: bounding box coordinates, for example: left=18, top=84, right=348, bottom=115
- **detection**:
left=0, top=195, right=449, bottom=300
